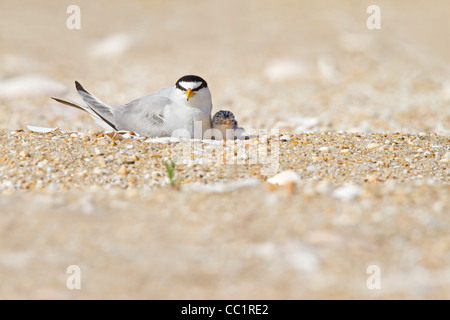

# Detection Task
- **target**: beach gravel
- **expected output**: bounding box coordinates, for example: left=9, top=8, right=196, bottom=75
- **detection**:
left=0, top=0, right=449, bottom=299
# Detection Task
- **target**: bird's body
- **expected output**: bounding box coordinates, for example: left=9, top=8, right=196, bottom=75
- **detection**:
left=52, top=75, right=213, bottom=138
left=113, top=86, right=212, bottom=138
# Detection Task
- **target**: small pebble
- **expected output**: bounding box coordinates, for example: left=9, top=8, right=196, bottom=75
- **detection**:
left=259, top=136, right=268, bottom=144
left=97, top=139, right=109, bottom=146
left=367, top=143, right=380, bottom=150
left=118, top=165, right=128, bottom=176
left=88, top=129, right=100, bottom=136
left=96, top=157, right=106, bottom=167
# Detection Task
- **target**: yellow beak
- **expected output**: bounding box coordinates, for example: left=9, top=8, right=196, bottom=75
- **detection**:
left=222, top=120, right=231, bottom=125
left=185, top=88, right=196, bottom=101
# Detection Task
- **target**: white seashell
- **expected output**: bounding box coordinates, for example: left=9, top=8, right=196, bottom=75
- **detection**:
left=367, top=143, right=380, bottom=150
left=26, top=125, right=58, bottom=133
left=267, top=170, right=301, bottom=185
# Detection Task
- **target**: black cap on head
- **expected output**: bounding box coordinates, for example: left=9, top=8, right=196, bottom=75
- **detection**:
left=214, top=110, right=234, bottom=119
left=176, top=75, right=208, bottom=92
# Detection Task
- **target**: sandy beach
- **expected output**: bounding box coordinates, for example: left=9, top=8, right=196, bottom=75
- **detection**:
left=0, top=0, right=449, bottom=299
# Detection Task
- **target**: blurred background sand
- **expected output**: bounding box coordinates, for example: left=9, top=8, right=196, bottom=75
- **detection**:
left=1, top=0, right=449, bottom=133
left=0, top=0, right=449, bottom=299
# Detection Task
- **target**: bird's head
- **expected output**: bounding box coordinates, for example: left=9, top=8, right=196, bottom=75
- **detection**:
left=174, top=75, right=211, bottom=107
left=212, top=110, right=237, bottom=128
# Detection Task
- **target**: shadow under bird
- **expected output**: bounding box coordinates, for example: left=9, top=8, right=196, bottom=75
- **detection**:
left=52, top=75, right=213, bottom=138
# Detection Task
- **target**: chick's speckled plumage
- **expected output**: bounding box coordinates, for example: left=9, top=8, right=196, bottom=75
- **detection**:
left=210, top=110, right=244, bottom=140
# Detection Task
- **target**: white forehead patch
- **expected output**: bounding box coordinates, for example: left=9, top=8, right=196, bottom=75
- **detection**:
left=179, top=81, right=203, bottom=90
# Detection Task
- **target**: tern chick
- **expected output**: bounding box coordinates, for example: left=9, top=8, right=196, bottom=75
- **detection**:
left=210, top=110, right=244, bottom=140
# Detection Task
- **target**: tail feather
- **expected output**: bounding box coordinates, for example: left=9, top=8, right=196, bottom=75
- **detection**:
left=74, top=81, right=117, bottom=126
left=51, top=97, right=88, bottom=112
left=51, top=81, right=119, bottom=131
left=51, top=96, right=117, bottom=131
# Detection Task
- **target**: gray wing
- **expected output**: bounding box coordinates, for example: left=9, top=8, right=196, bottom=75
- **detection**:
left=113, top=87, right=174, bottom=137
left=51, top=96, right=117, bottom=131
left=54, top=82, right=176, bottom=137
left=74, top=81, right=118, bottom=130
